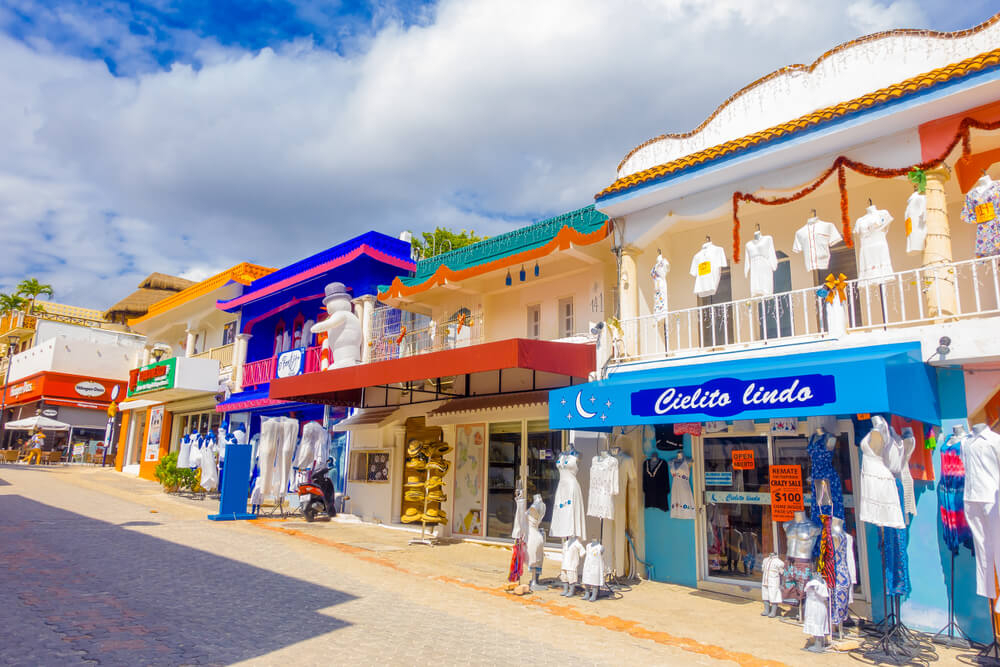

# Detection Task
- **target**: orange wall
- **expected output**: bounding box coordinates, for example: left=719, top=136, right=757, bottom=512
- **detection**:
left=138, top=408, right=171, bottom=481
left=114, top=411, right=131, bottom=471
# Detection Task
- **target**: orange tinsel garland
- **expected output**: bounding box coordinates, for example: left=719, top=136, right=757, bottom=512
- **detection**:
left=729, top=115, right=1000, bottom=262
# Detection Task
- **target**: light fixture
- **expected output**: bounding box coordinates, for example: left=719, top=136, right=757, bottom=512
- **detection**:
left=505, top=270, right=512, bottom=286
left=519, top=265, right=526, bottom=282
left=534, top=261, right=540, bottom=277
left=936, top=336, right=951, bottom=358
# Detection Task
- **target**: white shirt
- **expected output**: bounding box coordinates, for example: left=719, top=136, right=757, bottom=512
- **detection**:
left=560, top=538, right=586, bottom=571
left=793, top=219, right=842, bottom=272
left=744, top=235, right=779, bottom=297
left=904, top=192, right=927, bottom=254
left=689, top=242, right=728, bottom=297
left=961, top=428, right=1000, bottom=504
left=587, top=454, right=619, bottom=519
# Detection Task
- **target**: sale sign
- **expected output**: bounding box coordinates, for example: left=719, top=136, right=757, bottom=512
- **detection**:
left=732, top=449, right=755, bottom=470
left=769, top=465, right=804, bottom=521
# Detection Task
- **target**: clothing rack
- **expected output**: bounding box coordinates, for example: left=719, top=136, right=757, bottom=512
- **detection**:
left=929, top=550, right=972, bottom=649
left=961, top=599, right=1000, bottom=665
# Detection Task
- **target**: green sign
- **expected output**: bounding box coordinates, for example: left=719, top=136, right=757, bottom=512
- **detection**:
left=129, top=357, right=177, bottom=397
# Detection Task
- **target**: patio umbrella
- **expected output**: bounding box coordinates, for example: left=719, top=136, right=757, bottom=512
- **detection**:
left=4, top=415, right=71, bottom=431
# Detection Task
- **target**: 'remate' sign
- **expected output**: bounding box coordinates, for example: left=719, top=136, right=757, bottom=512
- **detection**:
left=732, top=449, right=755, bottom=470
left=769, top=464, right=804, bottom=522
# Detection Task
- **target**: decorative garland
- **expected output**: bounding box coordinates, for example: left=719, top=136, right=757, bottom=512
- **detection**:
left=730, top=115, right=1000, bottom=262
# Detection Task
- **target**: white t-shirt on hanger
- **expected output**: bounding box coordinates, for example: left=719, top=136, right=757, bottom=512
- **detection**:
left=904, top=192, right=927, bottom=254
left=689, top=242, right=728, bottom=298
left=744, top=234, right=779, bottom=297
left=793, top=218, right=842, bottom=272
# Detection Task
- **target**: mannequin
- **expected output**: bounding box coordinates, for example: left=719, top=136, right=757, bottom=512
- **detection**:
left=808, top=427, right=844, bottom=528
left=607, top=436, right=639, bottom=577
left=526, top=494, right=547, bottom=591
left=551, top=448, right=586, bottom=540
left=295, top=421, right=328, bottom=470
left=939, top=425, right=973, bottom=554
left=199, top=432, right=219, bottom=492
left=744, top=227, right=779, bottom=297
left=560, top=536, right=586, bottom=597
left=904, top=187, right=927, bottom=254
left=257, top=418, right=279, bottom=503
left=858, top=416, right=905, bottom=529
left=961, top=423, right=1000, bottom=608
left=793, top=215, right=842, bottom=273
left=509, top=487, right=529, bottom=584
left=760, top=551, right=785, bottom=617
left=581, top=538, right=605, bottom=602
left=642, top=450, right=670, bottom=512
left=960, top=174, right=1000, bottom=258
left=782, top=511, right=822, bottom=611
left=274, top=417, right=300, bottom=498
left=830, top=516, right=857, bottom=631
left=854, top=202, right=895, bottom=286
left=803, top=573, right=831, bottom=652
left=177, top=430, right=195, bottom=468
left=650, top=250, right=670, bottom=321
left=689, top=239, right=728, bottom=298
left=669, top=452, right=695, bottom=519
left=587, top=449, right=619, bottom=521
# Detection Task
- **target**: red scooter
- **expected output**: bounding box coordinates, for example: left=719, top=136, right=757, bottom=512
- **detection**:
left=298, top=466, right=336, bottom=522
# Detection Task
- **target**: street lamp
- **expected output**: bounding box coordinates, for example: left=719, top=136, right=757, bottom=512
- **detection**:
left=0, top=335, right=20, bottom=447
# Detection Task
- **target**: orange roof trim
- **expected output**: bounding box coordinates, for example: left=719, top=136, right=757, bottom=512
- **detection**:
left=616, top=13, right=1000, bottom=173
left=129, top=262, right=275, bottom=325
left=379, top=221, right=611, bottom=301
left=598, top=47, right=1000, bottom=200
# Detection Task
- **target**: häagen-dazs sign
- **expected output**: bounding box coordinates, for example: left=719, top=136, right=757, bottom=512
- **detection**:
left=631, top=374, right=835, bottom=419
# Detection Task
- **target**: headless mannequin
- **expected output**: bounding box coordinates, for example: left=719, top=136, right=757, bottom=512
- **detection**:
left=527, top=494, right=547, bottom=591
left=584, top=537, right=603, bottom=602
left=829, top=516, right=855, bottom=638
left=607, top=437, right=638, bottom=578
left=761, top=551, right=783, bottom=617
left=560, top=536, right=585, bottom=597
left=784, top=510, right=822, bottom=621
left=804, top=573, right=830, bottom=653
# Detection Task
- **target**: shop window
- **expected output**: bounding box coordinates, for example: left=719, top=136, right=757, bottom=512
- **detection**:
left=558, top=298, right=574, bottom=338
left=526, top=304, right=540, bottom=339
left=757, top=251, right=793, bottom=340
left=348, top=450, right=390, bottom=482
left=698, top=268, right=734, bottom=347
left=486, top=421, right=522, bottom=538
left=525, top=419, right=562, bottom=536
left=128, top=410, right=147, bottom=466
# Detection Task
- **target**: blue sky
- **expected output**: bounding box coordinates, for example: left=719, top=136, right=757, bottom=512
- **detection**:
left=0, top=0, right=998, bottom=308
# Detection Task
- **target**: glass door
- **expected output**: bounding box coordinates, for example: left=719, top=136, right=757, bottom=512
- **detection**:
left=485, top=421, right=521, bottom=538
left=525, top=420, right=562, bottom=539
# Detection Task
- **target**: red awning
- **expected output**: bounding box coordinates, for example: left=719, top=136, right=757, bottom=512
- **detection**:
left=269, top=338, right=594, bottom=406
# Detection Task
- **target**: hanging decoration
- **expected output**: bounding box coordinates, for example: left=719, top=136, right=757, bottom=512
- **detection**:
left=455, top=312, right=472, bottom=335
left=534, top=261, right=540, bottom=277
left=908, top=168, right=927, bottom=194
left=519, top=265, right=526, bottom=282
left=505, top=270, right=512, bottom=286
left=396, top=326, right=408, bottom=346
left=729, top=115, right=1000, bottom=263
left=822, top=273, right=848, bottom=304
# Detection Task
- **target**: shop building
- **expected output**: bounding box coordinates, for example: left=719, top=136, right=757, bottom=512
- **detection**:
left=114, top=262, right=274, bottom=479
left=213, top=231, right=417, bottom=483
left=270, top=206, right=612, bottom=539
left=550, top=22, right=1000, bottom=642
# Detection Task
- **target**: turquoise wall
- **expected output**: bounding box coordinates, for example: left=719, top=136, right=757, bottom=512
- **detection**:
left=643, top=434, right=698, bottom=587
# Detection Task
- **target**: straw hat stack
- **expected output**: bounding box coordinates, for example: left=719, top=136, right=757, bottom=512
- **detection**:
left=401, top=439, right=451, bottom=525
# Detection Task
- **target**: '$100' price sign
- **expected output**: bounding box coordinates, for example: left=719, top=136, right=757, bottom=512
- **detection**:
left=768, top=465, right=804, bottom=521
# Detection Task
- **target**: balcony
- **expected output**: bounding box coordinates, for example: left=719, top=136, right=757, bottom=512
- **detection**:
left=191, top=343, right=235, bottom=368
left=0, top=312, right=36, bottom=339
left=615, top=256, right=1000, bottom=363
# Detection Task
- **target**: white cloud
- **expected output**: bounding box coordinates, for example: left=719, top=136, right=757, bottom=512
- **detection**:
left=0, top=0, right=933, bottom=308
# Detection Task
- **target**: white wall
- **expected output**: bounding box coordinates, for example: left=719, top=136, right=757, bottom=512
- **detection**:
left=34, top=320, right=146, bottom=350
left=9, top=336, right=142, bottom=382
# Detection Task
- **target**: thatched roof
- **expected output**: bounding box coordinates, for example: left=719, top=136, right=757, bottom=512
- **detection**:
left=104, top=273, right=196, bottom=320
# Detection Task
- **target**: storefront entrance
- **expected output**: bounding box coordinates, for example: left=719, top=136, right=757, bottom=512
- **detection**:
left=695, top=423, right=868, bottom=602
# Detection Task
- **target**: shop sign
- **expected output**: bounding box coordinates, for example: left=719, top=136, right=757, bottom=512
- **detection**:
left=41, top=408, right=59, bottom=418
left=129, top=358, right=177, bottom=397
left=276, top=348, right=306, bottom=379
left=72, top=443, right=85, bottom=457
left=9, top=381, right=34, bottom=399
left=632, top=374, right=836, bottom=419
left=705, top=471, right=733, bottom=486
left=705, top=490, right=770, bottom=505
left=74, top=381, right=106, bottom=398
left=768, top=465, right=804, bottom=521
left=673, top=422, right=702, bottom=436
left=732, top=449, right=755, bottom=470
left=144, top=406, right=164, bottom=462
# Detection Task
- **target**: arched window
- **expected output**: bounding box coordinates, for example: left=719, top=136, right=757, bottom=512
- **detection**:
left=292, top=314, right=305, bottom=349
left=273, top=320, right=287, bottom=356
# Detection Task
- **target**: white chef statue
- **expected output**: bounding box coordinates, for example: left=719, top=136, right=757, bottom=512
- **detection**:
left=310, top=282, right=362, bottom=369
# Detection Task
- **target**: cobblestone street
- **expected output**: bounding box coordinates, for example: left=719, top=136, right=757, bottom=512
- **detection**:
left=0, top=465, right=969, bottom=666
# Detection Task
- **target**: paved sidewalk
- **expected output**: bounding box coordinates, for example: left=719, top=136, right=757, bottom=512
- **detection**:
left=0, top=465, right=970, bottom=665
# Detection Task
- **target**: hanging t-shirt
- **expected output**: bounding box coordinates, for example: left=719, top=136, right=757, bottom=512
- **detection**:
left=904, top=192, right=927, bottom=254
left=689, top=242, right=728, bottom=298
left=793, top=219, right=842, bottom=272
left=960, top=175, right=1000, bottom=258
left=744, top=235, right=778, bottom=297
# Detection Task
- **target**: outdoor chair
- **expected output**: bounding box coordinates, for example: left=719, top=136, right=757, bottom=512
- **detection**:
left=46, top=451, right=63, bottom=465
left=1, top=450, right=18, bottom=464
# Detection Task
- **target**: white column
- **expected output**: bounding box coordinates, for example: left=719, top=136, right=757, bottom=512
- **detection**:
left=353, top=295, right=376, bottom=363
left=619, top=245, right=641, bottom=359
left=184, top=329, right=197, bottom=357
left=921, top=166, right=956, bottom=319
left=390, top=426, right=407, bottom=523
left=141, top=345, right=152, bottom=366
left=233, top=333, right=252, bottom=390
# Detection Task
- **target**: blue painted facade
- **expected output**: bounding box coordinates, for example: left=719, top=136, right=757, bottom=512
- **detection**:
left=553, top=344, right=992, bottom=643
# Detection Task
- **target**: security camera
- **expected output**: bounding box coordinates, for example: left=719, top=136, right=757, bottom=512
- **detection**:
left=590, top=321, right=605, bottom=335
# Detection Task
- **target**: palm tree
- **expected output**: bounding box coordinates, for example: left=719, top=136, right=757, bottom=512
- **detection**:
left=0, top=293, right=28, bottom=316
left=16, top=278, right=53, bottom=314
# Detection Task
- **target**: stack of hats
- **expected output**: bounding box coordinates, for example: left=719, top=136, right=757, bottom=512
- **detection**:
left=401, top=439, right=452, bottom=525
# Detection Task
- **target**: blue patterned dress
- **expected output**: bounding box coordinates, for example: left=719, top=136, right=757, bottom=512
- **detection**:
left=961, top=178, right=1000, bottom=258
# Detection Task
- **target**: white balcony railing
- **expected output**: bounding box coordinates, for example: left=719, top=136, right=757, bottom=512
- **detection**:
left=191, top=343, right=235, bottom=368
left=615, top=256, right=1000, bottom=362
left=369, top=306, right=484, bottom=363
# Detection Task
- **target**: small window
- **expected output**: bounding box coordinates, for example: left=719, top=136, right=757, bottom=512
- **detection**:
left=558, top=298, right=574, bottom=338
left=526, top=305, right=540, bottom=339
left=348, top=450, right=390, bottom=483
left=222, top=321, right=237, bottom=346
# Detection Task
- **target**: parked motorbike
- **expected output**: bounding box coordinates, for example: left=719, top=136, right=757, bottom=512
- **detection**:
left=298, top=466, right=337, bottom=522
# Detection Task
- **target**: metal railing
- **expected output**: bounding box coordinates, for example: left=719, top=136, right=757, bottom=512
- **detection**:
left=615, top=256, right=1000, bottom=362
left=368, top=305, right=483, bottom=363
left=242, top=357, right=276, bottom=387
left=0, top=312, right=36, bottom=338
left=191, top=343, right=235, bottom=368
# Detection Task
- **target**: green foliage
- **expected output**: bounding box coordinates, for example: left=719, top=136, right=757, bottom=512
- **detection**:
left=411, top=227, right=484, bottom=259
left=153, top=451, right=199, bottom=493
left=16, top=278, right=53, bottom=314
left=0, top=293, right=28, bottom=316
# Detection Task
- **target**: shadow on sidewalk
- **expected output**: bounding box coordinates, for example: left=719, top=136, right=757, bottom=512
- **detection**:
left=0, top=494, right=356, bottom=665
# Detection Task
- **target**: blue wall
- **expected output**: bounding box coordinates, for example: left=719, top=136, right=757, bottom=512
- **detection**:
left=643, top=434, right=698, bottom=587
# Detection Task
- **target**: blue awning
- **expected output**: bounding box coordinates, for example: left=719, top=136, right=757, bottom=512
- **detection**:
left=549, top=342, right=939, bottom=429
left=215, top=387, right=328, bottom=416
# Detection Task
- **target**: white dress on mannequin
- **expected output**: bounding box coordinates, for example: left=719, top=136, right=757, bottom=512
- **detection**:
left=650, top=253, right=670, bottom=320
left=526, top=497, right=546, bottom=568
left=855, top=205, right=894, bottom=286
left=587, top=454, right=619, bottom=520
left=670, top=457, right=696, bottom=519
left=550, top=453, right=587, bottom=539
left=295, top=421, right=327, bottom=470
left=274, top=417, right=300, bottom=497
left=581, top=541, right=605, bottom=587
left=689, top=242, right=728, bottom=298
left=858, top=418, right=905, bottom=529
left=961, top=426, right=1000, bottom=602
left=257, top=419, right=279, bottom=500
left=761, top=554, right=785, bottom=604
left=177, top=433, right=194, bottom=468
left=802, top=579, right=831, bottom=637
left=199, top=437, right=219, bottom=492
left=904, top=192, right=927, bottom=254
left=744, top=234, right=778, bottom=297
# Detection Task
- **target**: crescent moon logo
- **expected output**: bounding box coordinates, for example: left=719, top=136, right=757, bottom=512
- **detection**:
left=575, top=391, right=596, bottom=419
